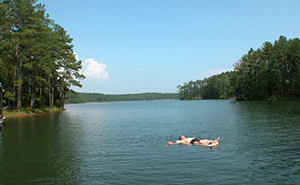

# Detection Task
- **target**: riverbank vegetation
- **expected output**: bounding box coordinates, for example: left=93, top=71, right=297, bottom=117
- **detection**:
left=232, top=36, right=300, bottom=100
left=66, top=92, right=179, bottom=104
left=177, top=71, right=234, bottom=100
left=3, top=107, right=62, bottom=118
left=178, top=36, right=300, bottom=101
left=0, top=0, right=85, bottom=112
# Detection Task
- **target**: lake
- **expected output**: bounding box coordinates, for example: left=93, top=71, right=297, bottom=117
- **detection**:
left=1, top=100, right=300, bottom=184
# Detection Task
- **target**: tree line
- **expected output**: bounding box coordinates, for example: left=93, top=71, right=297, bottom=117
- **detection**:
left=177, top=71, right=234, bottom=100
left=0, top=0, right=85, bottom=112
left=178, top=36, right=300, bottom=101
left=232, top=36, right=300, bottom=100
left=66, top=92, right=179, bottom=104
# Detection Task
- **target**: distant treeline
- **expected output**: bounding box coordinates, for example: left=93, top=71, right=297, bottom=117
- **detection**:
left=178, top=36, right=300, bottom=101
left=177, top=71, right=234, bottom=100
left=66, top=92, right=179, bottom=103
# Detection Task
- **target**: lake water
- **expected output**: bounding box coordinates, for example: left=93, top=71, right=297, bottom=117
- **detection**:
left=0, top=100, right=300, bottom=184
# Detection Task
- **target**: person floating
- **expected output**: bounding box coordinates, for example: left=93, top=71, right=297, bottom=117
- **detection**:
left=168, top=135, right=220, bottom=146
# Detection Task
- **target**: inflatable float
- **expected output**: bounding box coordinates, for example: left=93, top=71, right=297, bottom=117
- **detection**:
left=175, top=140, right=219, bottom=147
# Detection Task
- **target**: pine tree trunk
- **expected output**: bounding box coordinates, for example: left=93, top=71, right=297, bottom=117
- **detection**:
left=15, top=43, right=22, bottom=112
left=49, top=77, right=54, bottom=109
left=30, top=78, right=36, bottom=107
left=17, top=56, right=22, bottom=112
left=60, top=78, right=64, bottom=109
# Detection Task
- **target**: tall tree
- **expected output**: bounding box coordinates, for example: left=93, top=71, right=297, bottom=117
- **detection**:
left=53, top=25, right=85, bottom=109
left=0, top=0, right=85, bottom=111
left=231, top=36, right=300, bottom=100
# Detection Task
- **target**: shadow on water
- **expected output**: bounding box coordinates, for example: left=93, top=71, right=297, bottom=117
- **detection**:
left=0, top=112, right=84, bottom=184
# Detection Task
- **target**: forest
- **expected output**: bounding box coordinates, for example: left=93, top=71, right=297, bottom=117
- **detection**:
left=66, top=92, right=179, bottom=104
left=178, top=36, right=300, bottom=101
left=177, top=71, right=234, bottom=100
left=1, top=0, right=300, bottom=114
left=0, top=0, right=85, bottom=112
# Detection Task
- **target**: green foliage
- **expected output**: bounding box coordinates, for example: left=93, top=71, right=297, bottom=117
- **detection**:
left=177, top=72, right=234, bottom=100
left=232, top=36, right=300, bottom=100
left=178, top=36, right=300, bottom=101
left=66, top=92, right=179, bottom=104
left=0, top=0, right=85, bottom=111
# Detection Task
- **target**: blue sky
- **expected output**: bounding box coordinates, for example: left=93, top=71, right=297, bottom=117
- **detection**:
left=38, top=0, right=300, bottom=94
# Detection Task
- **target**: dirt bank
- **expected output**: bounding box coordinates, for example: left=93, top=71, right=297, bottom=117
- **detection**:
left=4, top=109, right=64, bottom=118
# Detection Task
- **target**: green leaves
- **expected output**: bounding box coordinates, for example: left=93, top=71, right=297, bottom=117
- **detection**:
left=232, top=36, right=300, bottom=100
left=0, top=0, right=85, bottom=110
left=178, top=36, right=300, bottom=101
left=177, top=72, right=233, bottom=100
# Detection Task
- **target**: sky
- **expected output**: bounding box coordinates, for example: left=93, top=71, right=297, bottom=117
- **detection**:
left=38, top=0, right=300, bottom=94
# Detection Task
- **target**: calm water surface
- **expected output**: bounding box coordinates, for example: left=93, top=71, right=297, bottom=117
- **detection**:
left=0, top=100, right=300, bottom=184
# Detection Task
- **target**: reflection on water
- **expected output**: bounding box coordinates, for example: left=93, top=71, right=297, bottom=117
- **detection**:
left=0, top=112, right=83, bottom=184
left=0, top=100, right=300, bottom=184
left=231, top=101, right=300, bottom=184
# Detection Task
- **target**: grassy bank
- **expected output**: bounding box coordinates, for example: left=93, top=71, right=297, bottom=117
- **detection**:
left=3, top=107, right=63, bottom=118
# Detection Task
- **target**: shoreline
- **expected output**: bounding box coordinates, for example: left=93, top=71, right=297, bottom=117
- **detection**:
left=4, top=109, right=64, bottom=118
left=67, top=98, right=179, bottom=105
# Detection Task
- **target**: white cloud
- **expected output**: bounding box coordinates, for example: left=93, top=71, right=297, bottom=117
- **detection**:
left=73, top=52, right=79, bottom=61
left=136, top=68, right=143, bottom=72
left=83, top=58, right=109, bottom=79
left=193, top=68, right=233, bottom=79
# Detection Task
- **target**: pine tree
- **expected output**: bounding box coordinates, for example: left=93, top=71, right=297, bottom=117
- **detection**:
left=0, top=0, right=85, bottom=111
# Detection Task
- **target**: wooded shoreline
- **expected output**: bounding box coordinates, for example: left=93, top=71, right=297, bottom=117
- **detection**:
left=66, top=92, right=179, bottom=104
left=0, top=1, right=85, bottom=113
left=4, top=108, right=63, bottom=118
left=178, top=36, right=300, bottom=101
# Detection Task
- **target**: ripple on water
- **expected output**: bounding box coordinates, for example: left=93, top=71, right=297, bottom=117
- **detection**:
left=1, top=100, right=300, bottom=184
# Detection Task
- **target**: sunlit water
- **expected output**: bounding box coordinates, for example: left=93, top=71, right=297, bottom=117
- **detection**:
left=0, top=100, right=300, bottom=184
